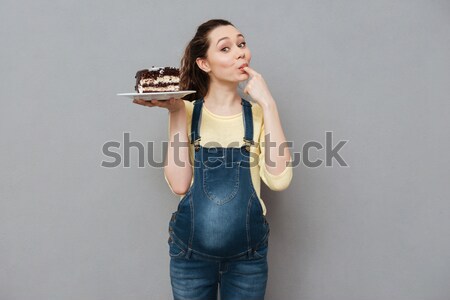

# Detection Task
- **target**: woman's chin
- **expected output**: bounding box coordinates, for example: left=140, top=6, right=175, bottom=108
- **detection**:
left=238, top=73, right=250, bottom=81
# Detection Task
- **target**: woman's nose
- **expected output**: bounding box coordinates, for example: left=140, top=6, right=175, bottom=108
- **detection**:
left=237, top=49, right=245, bottom=59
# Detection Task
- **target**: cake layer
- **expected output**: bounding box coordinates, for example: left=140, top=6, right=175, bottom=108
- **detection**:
left=139, top=85, right=180, bottom=92
left=135, top=67, right=180, bottom=93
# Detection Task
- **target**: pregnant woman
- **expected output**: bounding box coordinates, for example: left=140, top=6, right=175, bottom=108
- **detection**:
left=133, top=19, right=292, bottom=300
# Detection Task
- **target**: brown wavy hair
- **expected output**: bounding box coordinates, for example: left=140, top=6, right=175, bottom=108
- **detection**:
left=180, top=19, right=235, bottom=101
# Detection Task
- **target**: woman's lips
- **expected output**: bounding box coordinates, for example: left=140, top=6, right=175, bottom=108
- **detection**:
left=238, top=63, right=248, bottom=70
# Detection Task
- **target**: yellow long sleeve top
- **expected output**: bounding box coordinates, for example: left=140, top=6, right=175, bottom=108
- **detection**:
left=165, top=100, right=293, bottom=216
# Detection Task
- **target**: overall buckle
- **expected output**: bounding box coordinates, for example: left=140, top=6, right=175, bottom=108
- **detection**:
left=243, top=138, right=254, bottom=152
left=193, top=138, right=201, bottom=151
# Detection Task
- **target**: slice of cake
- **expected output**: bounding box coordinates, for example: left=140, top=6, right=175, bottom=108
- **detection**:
left=134, top=66, right=180, bottom=93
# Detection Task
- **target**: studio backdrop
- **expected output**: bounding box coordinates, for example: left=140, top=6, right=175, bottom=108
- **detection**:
left=1, top=0, right=449, bottom=299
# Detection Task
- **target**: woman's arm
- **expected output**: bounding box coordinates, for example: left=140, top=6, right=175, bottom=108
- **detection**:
left=260, top=100, right=292, bottom=176
left=242, top=66, right=292, bottom=175
left=164, top=101, right=193, bottom=195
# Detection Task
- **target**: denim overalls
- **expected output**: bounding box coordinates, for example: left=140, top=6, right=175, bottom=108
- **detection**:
left=168, top=98, right=270, bottom=261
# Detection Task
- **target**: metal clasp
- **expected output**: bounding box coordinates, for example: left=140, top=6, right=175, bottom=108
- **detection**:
left=194, top=138, right=201, bottom=152
left=243, top=138, right=254, bottom=152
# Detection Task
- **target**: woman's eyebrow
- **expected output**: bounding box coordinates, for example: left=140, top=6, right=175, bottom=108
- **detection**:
left=216, top=34, right=245, bottom=45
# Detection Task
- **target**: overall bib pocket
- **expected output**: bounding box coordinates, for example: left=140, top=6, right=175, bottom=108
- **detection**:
left=203, top=160, right=240, bottom=205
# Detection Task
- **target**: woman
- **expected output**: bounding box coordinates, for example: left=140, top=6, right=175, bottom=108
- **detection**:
left=133, top=19, right=292, bottom=300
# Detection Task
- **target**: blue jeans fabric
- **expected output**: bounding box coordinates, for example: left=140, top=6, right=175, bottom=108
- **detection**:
left=167, top=98, right=270, bottom=299
left=169, top=240, right=269, bottom=300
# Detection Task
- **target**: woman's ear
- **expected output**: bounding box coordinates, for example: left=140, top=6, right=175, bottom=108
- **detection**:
left=196, top=57, right=210, bottom=73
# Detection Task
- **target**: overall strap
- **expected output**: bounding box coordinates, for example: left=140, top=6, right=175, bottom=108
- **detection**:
left=191, top=98, right=254, bottom=152
left=241, top=98, right=254, bottom=152
left=191, top=98, right=204, bottom=151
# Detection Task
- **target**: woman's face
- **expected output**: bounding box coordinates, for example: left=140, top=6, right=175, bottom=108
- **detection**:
left=197, top=25, right=251, bottom=84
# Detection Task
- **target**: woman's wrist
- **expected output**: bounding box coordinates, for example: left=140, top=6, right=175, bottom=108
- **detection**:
left=168, top=100, right=185, bottom=114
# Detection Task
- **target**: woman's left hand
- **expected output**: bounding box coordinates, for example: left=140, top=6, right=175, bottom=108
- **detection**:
left=242, top=66, right=275, bottom=108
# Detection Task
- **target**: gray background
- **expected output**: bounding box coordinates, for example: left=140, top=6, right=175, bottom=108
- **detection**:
left=1, top=0, right=449, bottom=299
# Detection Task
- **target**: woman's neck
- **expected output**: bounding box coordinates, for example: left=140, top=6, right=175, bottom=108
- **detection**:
left=203, top=80, right=242, bottom=116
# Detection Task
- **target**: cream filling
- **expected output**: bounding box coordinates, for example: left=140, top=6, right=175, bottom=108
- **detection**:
left=139, top=85, right=180, bottom=93
left=140, top=75, right=179, bottom=85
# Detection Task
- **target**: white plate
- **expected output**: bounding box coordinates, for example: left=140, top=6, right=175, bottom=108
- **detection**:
left=117, top=90, right=196, bottom=101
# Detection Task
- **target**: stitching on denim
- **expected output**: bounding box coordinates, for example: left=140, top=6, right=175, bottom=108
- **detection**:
left=188, top=188, right=194, bottom=249
left=203, top=161, right=240, bottom=204
left=203, top=161, right=240, bottom=205
left=245, top=165, right=263, bottom=213
left=247, top=191, right=270, bottom=250
left=251, top=190, right=264, bottom=217
left=171, top=232, right=187, bottom=249
left=253, top=251, right=266, bottom=259
left=203, top=156, right=225, bottom=166
left=220, top=262, right=229, bottom=274
left=168, top=235, right=186, bottom=257
left=178, top=189, right=191, bottom=209
left=246, top=190, right=253, bottom=251
left=239, top=148, right=266, bottom=218
left=189, top=247, right=250, bottom=260
left=169, top=241, right=185, bottom=257
left=255, top=228, right=270, bottom=252
left=253, top=235, right=269, bottom=258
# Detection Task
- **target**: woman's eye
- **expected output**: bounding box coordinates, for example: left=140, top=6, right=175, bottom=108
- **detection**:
left=220, top=42, right=246, bottom=52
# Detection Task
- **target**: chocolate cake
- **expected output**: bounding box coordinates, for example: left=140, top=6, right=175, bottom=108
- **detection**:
left=134, top=66, right=180, bottom=93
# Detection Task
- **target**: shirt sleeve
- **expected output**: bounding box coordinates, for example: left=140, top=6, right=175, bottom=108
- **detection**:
left=258, top=123, right=293, bottom=191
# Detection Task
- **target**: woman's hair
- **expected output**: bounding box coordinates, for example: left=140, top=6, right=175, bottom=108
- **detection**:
left=180, top=19, right=235, bottom=101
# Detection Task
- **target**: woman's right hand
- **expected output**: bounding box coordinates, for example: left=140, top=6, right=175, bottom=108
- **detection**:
left=132, top=97, right=184, bottom=113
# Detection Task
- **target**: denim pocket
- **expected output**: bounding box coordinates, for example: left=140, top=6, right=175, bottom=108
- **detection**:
left=203, top=160, right=240, bottom=205
left=254, top=240, right=269, bottom=259
left=168, top=236, right=185, bottom=258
